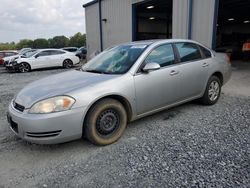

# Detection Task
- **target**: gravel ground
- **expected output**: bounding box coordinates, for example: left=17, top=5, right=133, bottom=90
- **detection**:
left=0, top=62, right=249, bottom=188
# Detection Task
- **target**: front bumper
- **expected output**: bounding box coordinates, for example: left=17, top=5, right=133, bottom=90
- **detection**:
left=5, top=63, right=19, bottom=72
left=7, top=102, right=87, bottom=144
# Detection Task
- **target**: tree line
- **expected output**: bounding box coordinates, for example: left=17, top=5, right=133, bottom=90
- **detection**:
left=0, top=32, right=86, bottom=51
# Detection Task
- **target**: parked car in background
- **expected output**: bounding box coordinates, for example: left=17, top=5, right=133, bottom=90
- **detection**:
left=19, top=48, right=32, bottom=54
left=3, top=49, right=37, bottom=67
left=6, top=49, right=79, bottom=72
left=216, top=45, right=243, bottom=60
left=62, top=47, right=78, bottom=53
left=75, top=46, right=87, bottom=60
left=7, top=39, right=231, bottom=145
left=0, top=51, right=18, bottom=65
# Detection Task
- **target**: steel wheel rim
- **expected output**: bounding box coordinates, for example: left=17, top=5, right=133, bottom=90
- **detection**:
left=208, top=81, right=220, bottom=101
left=19, top=63, right=29, bottom=72
left=96, top=109, right=120, bottom=136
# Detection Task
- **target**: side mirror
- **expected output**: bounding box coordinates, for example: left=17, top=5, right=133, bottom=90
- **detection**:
left=34, top=54, right=39, bottom=58
left=142, top=62, right=160, bottom=73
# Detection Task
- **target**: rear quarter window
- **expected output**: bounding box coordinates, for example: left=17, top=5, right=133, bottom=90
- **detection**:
left=200, top=46, right=212, bottom=58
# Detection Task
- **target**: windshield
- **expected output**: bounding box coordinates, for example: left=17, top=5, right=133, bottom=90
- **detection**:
left=81, top=44, right=148, bottom=74
left=25, top=50, right=38, bottom=58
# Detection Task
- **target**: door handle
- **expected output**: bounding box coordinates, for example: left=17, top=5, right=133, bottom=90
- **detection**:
left=202, top=62, right=209, bottom=67
left=170, top=70, right=179, bottom=76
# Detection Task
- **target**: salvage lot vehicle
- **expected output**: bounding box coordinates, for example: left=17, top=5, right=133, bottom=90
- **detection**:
left=3, top=49, right=37, bottom=67
left=7, top=39, right=231, bottom=145
left=5, top=49, right=80, bottom=72
left=62, top=47, right=79, bottom=53
left=75, top=46, right=87, bottom=60
left=0, top=51, right=18, bottom=65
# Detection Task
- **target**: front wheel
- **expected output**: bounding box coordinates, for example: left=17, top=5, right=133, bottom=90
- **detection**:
left=84, top=98, right=127, bottom=145
left=19, top=62, right=31, bottom=73
left=63, top=59, right=73, bottom=69
left=199, top=76, right=221, bottom=105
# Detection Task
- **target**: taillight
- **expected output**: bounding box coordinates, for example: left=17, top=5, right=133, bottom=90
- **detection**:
left=226, top=53, right=231, bottom=64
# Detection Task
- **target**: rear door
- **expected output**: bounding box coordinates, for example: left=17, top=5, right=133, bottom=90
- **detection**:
left=173, top=42, right=210, bottom=100
left=49, top=50, right=65, bottom=66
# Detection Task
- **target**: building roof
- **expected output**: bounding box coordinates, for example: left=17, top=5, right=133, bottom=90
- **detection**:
left=82, top=0, right=98, bottom=8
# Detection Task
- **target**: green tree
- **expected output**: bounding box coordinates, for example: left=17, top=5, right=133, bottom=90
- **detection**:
left=49, top=36, right=69, bottom=48
left=33, top=38, right=49, bottom=49
left=69, top=32, right=86, bottom=47
left=48, top=38, right=54, bottom=48
left=16, top=39, right=33, bottom=50
left=0, top=42, right=16, bottom=50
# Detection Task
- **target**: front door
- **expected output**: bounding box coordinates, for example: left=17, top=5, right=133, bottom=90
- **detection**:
left=32, top=51, right=52, bottom=69
left=134, top=43, right=181, bottom=115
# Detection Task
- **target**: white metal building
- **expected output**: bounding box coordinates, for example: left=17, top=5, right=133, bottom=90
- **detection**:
left=83, top=0, right=250, bottom=60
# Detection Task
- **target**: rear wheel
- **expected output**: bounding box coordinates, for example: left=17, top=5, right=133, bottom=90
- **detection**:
left=84, top=98, right=127, bottom=145
left=19, top=62, right=31, bottom=73
left=63, top=59, right=73, bottom=69
left=199, top=76, right=221, bottom=105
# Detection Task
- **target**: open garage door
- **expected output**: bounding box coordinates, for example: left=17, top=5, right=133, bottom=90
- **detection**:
left=216, top=0, right=250, bottom=60
left=133, top=0, right=173, bottom=41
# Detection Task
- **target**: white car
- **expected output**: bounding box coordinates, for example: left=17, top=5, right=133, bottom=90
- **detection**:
left=6, top=49, right=80, bottom=73
left=3, top=49, right=37, bottom=66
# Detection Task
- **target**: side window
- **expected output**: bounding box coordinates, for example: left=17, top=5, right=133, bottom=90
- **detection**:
left=175, top=42, right=202, bottom=62
left=200, top=46, right=212, bottom=58
left=51, top=50, right=65, bottom=55
left=38, top=51, right=50, bottom=57
left=145, top=44, right=175, bottom=68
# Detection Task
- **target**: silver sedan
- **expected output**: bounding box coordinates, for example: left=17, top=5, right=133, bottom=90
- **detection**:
left=7, top=39, right=231, bottom=145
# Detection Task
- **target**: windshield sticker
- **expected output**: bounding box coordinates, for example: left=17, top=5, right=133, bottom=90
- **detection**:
left=131, top=45, right=147, bottom=49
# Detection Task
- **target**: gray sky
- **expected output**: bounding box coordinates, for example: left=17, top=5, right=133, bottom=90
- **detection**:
left=0, top=0, right=92, bottom=43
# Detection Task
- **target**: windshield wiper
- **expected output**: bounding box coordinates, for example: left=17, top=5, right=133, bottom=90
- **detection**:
left=83, top=69, right=110, bottom=74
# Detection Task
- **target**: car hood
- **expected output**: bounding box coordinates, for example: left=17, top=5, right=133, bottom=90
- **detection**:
left=15, top=70, right=119, bottom=108
left=3, top=55, right=19, bottom=61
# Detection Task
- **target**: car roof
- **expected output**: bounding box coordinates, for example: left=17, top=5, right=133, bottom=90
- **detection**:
left=37, top=48, right=66, bottom=52
left=62, top=47, right=78, bottom=49
left=124, top=39, right=204, bottom=46
left=0, top=50, right=18, bottom=53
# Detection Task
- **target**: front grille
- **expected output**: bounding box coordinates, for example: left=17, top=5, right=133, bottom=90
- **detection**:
left=26, top=130, right=62, bottom=138
left=13, top=102, right=25, bottom=112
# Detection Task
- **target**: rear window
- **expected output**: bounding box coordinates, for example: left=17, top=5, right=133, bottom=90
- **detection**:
left=175, top=42, right=202, bottom=62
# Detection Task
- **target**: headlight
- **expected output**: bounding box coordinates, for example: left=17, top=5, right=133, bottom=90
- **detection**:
left=29, top=96, right=75, bottom=114
left=11, top=61, right=17, bottom=65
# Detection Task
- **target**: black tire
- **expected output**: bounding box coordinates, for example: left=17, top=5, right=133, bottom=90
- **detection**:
left=63, top=59, right=73, bottom=69
left=19, top=62, right=31, bottom=73
left=84, top=98, right=127, bottom=145
left=199, top=76, right=221, bottom=105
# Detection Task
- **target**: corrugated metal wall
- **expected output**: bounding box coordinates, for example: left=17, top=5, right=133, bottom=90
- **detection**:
left=172, top=0, right=189, bottom=39
left=84, top=0, right=216, bottom=55
left=191, top=0, right=215, bottom=47
left=101, top=0, right=132, bottom=49
left=85, top=3, right=100, bottom=55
